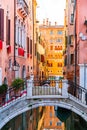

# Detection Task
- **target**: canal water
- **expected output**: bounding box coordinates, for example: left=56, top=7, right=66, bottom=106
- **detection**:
left=1, top=106, right=87, bottom=130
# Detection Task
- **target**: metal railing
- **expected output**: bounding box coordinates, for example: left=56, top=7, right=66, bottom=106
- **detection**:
left=0, top=85, right=27, bottom=107
left=68, top=80, right=87, bottom=104
left=0, top=78, right=87, bottom=107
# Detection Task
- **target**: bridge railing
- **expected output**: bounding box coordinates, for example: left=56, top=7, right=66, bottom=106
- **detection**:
left=27, top=76, right=68, bottom=97
left=32, top=86, right=61, bottom=95
left=0, top=85, right=27, bottom=107
left=68, top=80, right=87, bottom=104
left=0, top=76, right=87, bottom=107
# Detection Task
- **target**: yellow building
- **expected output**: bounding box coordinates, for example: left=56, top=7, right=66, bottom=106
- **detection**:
left=39, top=19, right=65, bottom=78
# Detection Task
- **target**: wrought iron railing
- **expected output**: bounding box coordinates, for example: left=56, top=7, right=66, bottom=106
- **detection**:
left=0, top=78, right=87, bottom=107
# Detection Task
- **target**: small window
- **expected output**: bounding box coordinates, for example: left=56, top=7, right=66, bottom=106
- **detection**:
left=50, top=39, right=53, bottom=43
left=70, top=14, right=74, bottom=24
left=27, top=66, right=29, bottom=72
left=57, top=30, right=63, bottom=35
left=50, top=112, right=52, bottom=117
left=9, top=59, right=12, bottom=69
left=56, top=39, right=62, bottom=43
left=56, top=121, right=62, bottom=126
left=50, top=121, right=52, bottom=126
left=50, top=45, right=53, bottom=50
left=71, top=0, right=74, bottom=3
left=70, top=54, right=74, bottom=64
left=50, top=30, right=53, bottom=35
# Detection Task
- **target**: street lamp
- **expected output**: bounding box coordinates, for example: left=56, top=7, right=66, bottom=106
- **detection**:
left=12, top=0, right=20, bottom=71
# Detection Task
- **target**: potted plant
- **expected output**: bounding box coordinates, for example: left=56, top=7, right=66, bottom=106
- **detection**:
left=0, top=84, right=8, bottom=105
left=11, top=78, right=24, bottom=91
left=0, top=84, right=8, bottom=94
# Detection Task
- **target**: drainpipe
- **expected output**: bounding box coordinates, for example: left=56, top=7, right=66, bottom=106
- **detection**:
left=32, top=0, right=34, bottom=75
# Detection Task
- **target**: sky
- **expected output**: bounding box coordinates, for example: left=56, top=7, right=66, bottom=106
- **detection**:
left=36, top=0, right=66, bottom=25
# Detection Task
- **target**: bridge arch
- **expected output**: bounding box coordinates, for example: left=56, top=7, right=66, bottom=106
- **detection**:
left=0, top=96, right=87, bottom=129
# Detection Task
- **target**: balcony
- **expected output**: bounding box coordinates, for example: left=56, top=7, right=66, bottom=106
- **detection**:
left=17, top=0, right=28, bottom=18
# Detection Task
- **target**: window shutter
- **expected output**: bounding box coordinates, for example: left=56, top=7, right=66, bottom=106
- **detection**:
left=6, top=16, right=10, bottom=45
left=6, top=16, right=8, bottom=45
left=0, top=9, right=4, bottom=41
left=8, top=20, right=10, bottom=45
left=27, top=37, right=29, bottom=53
left=30, top=39, right=32, bottom=54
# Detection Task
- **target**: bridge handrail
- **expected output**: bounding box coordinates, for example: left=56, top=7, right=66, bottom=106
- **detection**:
left=0, top=78, right=87, bottom=107
left=68, top=80, right=87, bottom=92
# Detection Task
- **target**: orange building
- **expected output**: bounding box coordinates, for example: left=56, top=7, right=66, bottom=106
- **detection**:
left=39, top=19, right=65, bottom=78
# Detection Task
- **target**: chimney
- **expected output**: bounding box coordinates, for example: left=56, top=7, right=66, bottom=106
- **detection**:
left=55, top=21, right=57, bottom=26
left=43, top=19, right=45, bottom=25
left=46, top=18, right=49, bottom=26
left=49, top=21, right=51, bottom=26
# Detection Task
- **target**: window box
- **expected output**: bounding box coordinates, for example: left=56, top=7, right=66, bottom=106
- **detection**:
left=18, top=47, right=24, bottom=56
left=0, top=40, right=3, bottom=49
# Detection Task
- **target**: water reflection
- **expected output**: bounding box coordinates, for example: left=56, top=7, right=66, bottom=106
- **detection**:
left=1, top=106, right=87, bottom=130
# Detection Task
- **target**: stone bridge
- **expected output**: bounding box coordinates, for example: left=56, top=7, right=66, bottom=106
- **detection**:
left=0, top=76, right=87, bottom=129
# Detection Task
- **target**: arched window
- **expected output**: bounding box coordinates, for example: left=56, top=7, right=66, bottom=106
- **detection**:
left=22, top=65, right=26, bottom=79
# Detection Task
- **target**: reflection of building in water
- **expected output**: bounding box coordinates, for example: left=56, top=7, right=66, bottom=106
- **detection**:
left=42, top=106, right=65, bottom=130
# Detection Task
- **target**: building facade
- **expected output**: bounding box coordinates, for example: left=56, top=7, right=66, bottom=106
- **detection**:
left=64, top=0, right=87, bottom=88
left=64, top=0, right=76, bottom=81
left=76, top=0, right=87, bottom=89
left=0, top=0, right=38, bottom=86
left=39, top=19, right=65, bottom=78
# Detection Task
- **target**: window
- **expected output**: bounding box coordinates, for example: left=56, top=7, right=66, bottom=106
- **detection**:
left=27, top=66, right=29, bottom=72
left=50, top=106, right=52, bottom=110
left=71, top=0, right=74, bottom=3
left=50, top=45, right=53, bottom=50
left=50, top=121, right=52, bottom=126
left=30, top=39, right=32, bottom=54
left=56, top=121, right=62, bottom=126
left=70, top=13, right=74, bottom=24
left=27, top=37, right=29, bottom=53
left=64, top=56, right=67, bottom=66
left=50, top=30, right=53, bottom=35
left=47, top=61, right=53, bottom=67
left=68, top=35, right=74, bottom=45
left=70, top=54, right=74, bottom=64
left=50, top=112, right=52, bottom=117
left=50, top=39, right=53, bottom=43
left=56, top=39, right=62, bottom=43
left=6, top=16, right=10, bottom=45
left=9, top=59, right=12, bottom=69
left=57, top=63, right=62, bottom=67
left=57, top=30, right=63, bottom=35
left=55, top=46, right=62, bottom=50
left=0, top=9, right=4, bottom=41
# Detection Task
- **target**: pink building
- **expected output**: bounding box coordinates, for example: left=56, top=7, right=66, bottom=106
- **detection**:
left=64, top=0, right=75, bottom=81
left=76, top=0, right=87, bottom=88
left=0, top=0, right=34, bottom=86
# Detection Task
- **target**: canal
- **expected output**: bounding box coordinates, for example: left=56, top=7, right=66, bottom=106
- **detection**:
left=1, top=106, right=87, bottom=130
